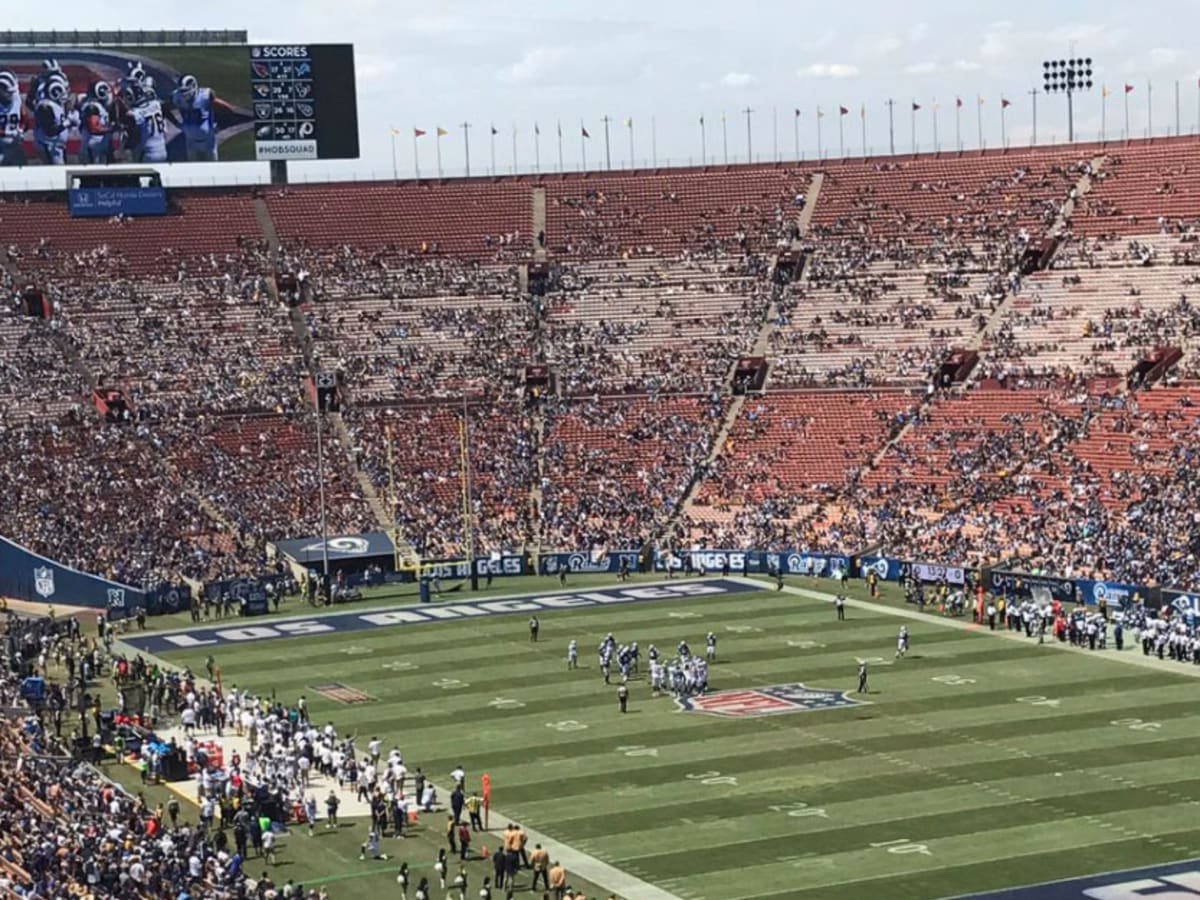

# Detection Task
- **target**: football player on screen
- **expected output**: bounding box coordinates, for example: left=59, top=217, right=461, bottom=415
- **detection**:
left=125, top=60, right=156, bottom=99
left=32, top=71, right=77, bottom=165
left=0, top=71, right=27, bottom=166
left=118, top=79, right=167, bottom=163
left=168, top=74, right=218, bottom=161
left=78, top=81, right=114, bottom=164
left=24, top=58, right=62, bottom=110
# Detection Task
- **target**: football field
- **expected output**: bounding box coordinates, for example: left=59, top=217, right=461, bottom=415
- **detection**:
left=132, top=576, right=1200, bottom=900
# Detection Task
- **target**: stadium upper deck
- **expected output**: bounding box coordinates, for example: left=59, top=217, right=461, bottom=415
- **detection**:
left=1, top=136, right=1198, bottom=590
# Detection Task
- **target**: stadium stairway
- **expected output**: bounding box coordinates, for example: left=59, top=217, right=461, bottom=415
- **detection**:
left=806, top=153, right=1114, bottom=532
left=970, top=153, right=1108, bottom=356
left=532, top=186, right=547, bottom=261
left=252, top=196, right=281, bottom=250
left=248, top=200, right=415, bottom=554
left=661, top=173, right=828, bottom=545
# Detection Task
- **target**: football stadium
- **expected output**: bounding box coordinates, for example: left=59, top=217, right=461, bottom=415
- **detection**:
left=3, top=12, right=1200, bottom=900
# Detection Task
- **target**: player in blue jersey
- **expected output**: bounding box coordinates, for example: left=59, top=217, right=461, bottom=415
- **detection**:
left=119, top=79, right=167, bottom=163
left=32, top=72, right=76, bottom=165
left=78, top=81, right=114, bottom=164
left=169, top=74, right=218, bottom=161
left=0, top=71, right=26, bottom=166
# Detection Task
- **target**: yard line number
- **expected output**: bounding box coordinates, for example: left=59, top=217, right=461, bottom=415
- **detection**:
left=1016, top=695, right=1062, bottom=708
left=870, top=838, right=932, bottom=856
left=685, top=770, right=738, bottom=786
left=1110, top=718, right=1162, bottom=732
left=769, top=802, right=828, bottom=818
left=932, top=674, right=976, bottom=686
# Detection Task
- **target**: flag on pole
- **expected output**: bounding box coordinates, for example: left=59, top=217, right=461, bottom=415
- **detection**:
left=955, top=97, right=963, bottom=108
left=390, top=127, right=400, bottom=135
left=860, top=104, right=865, bottom=119
left=1001, top=97, right=1011, bottom=108
left=912, top=101, right=921, bottom=111
left=413, top=127, right=427, bottom=137
left=624, top=117, right=632, bottom=128
left=977, top=96, right=985, bottom=106
left=534, top=122, right=540, bottom=135
left=436, top=127, right=448, bottom=136
left=581, top=126, right=590, bottom=138
left=816, top=107, right=824, bottom=118
left=699, top=114, right=705, bottom=125
left=1102, top=85, right=1112, bottom=97
left=839, top=106, right=849, bottom=115
left=794, top=108, right=801, bottom=118
left=1124, top=83, right=1135, bottom=94
left=490, top=125, right=498, bottom=135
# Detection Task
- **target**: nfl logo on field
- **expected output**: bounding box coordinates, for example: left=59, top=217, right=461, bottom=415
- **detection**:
left=678, top=683, right=865, bottom=718
left=33, top=567, right=55, bottom=599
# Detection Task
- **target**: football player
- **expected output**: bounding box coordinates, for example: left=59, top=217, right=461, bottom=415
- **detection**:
left=24, top=58, right=62, bottom=109
left=78, top=81, right=114, bottom=164
left=896, top=625, right=909, bottom=659
left=32, top=72, right=76, bottom=165
left=0, top=71, right=26, bottom=166
left=126, top=60, right=156, bottom=98
left=168, top=73, right=218, bottom=161
left=119, top=79, right=167, bottom=163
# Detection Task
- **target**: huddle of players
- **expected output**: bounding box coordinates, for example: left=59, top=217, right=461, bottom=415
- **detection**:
left=0, top=57, right=218, bottom=166
left=568, top=632, right=716, bottom=697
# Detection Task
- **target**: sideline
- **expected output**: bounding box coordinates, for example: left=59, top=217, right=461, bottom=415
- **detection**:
left=735, top=576, right=1200, bottom=680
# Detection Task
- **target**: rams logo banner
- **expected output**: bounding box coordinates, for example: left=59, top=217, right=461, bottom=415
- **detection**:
left=677, top=683, right=865, bottom=718
left=33, top=567, right=55, bottom=599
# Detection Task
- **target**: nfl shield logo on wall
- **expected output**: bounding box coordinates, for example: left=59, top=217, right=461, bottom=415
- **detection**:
left=33, top=567, right=55, bottom=599
left=107, top=588, right=126, bottom=609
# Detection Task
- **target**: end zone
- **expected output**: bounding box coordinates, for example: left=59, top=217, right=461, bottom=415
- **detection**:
left=942, top=859, right=1200, bottom=899
left=125, top=578, right=758, bottom=653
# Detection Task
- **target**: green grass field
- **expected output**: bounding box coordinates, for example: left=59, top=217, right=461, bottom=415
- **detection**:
left=141, top=577, right=1200, bottom=900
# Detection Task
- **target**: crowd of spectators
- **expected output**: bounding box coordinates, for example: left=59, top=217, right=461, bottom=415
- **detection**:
left=3, top=150, right=1200, bottom=594
left=0, top=611, right=338, bottom=900
left=541, top=393, right=726, bottom=550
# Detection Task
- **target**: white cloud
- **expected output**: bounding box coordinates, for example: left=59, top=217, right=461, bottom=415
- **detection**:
left=719, top=71, right=757, bottom=88
left=355, top=54, right=399, bottom=83
left=907, top=22, right=930, bottom=44
left=1149, top=47, right=1181, bottom=68
left=498, top=46, right=571, bottom=84
left=904, top=61, right=939, bottom=75
left=799, top=62, right=860, bottom=79
left=953, top=59, right=983, bottom=72
left=979, top=21, right=1014, bottom=60
left=857, top=33, right=903, bottom=58
left=800, top=28, right=837, bottom=52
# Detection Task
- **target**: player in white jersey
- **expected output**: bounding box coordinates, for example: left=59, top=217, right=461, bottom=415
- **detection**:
left=566, top=639, right=578, bottom=669
left=0, top=71, right=25, bottom=166
left=896, top=625, right=909, bottom=658
left=78, top=81, right=113, bottom=164
left=119, top=80, right=167, bottom=163
left=170, top=74, right=218, bottom=161
left=32, top=72, right=76, bottom=165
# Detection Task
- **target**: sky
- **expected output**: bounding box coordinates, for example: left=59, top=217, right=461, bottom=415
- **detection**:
left=3, top=0, right=1199, bottom=188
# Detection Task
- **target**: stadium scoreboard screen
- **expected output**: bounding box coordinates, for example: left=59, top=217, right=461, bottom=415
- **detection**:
left=249, top=45, right=358, bottom=161
left=0, top=42, right=359, bottom=166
